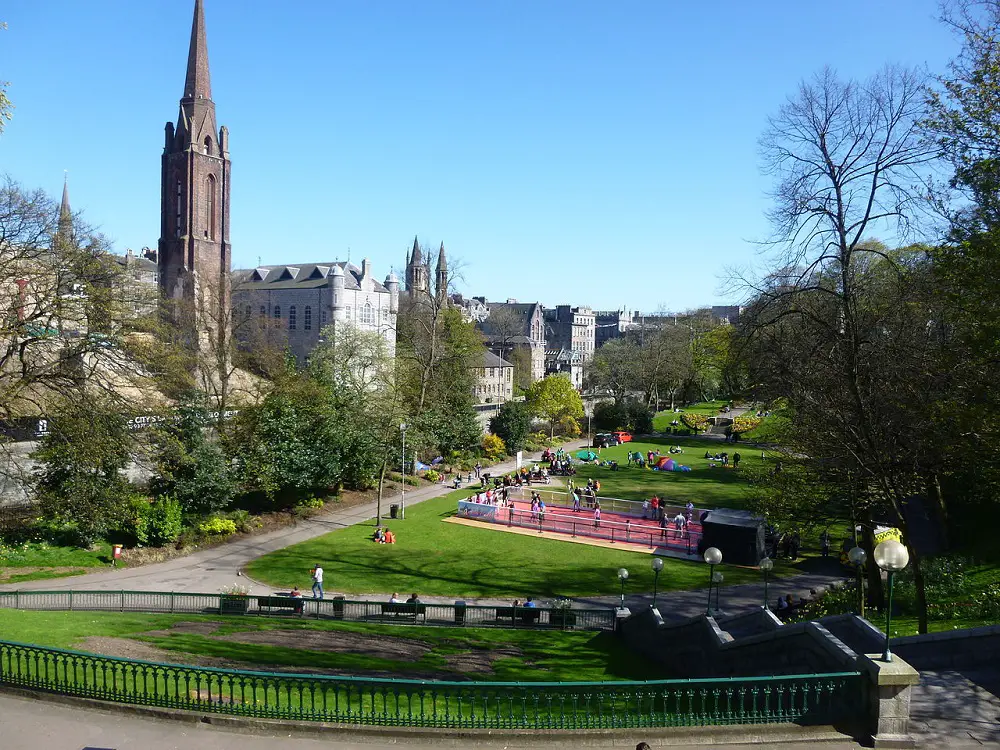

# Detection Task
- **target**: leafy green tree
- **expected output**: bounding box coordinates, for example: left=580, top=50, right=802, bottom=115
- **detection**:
left=33, top=395, right=134, bottom=545
left=150, top=391, right=235, bottom=516
left=525, top=375, right=584, bottom=437
left=489, top=401, right=533, bottom=453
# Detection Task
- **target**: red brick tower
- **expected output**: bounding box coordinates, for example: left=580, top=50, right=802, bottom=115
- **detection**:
left=158, top=0, right=231, bottom=342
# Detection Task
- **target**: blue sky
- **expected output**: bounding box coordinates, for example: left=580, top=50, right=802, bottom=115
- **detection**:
left=1, top=1, right=957, bottom=312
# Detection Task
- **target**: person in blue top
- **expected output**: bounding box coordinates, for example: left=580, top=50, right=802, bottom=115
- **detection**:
left=524, top=597, right=536, bottom=608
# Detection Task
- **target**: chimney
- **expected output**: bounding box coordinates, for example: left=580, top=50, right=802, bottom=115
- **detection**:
left=361, top=258, right=372, bottom=280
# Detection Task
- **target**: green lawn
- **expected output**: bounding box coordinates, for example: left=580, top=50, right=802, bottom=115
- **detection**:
left=246, top=488, right=766, bottom=599
left=574, top=436, right=764, bottom=509
left=0, top=610, right=661, bottom=682
left=652, top=401, right=729, bottom=432
left=0, top=540, right=115, bottom=582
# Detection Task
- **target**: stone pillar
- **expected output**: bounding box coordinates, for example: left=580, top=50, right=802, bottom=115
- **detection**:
left=861, top=653, right=920, bottom=748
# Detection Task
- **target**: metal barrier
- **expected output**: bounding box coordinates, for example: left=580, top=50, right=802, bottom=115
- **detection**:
left=511, top=486, right=703, bottom=521
left=458, top=501, right=702, bottom=555
left=0, top=638, right=865, bottom=729
left=0, top=590, right=617, bottom=631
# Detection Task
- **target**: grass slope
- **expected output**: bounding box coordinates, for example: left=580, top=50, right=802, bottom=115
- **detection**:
left=0, top=610, right=661, bottom=682
left=0, top=541, right=115, bottom=582
left=246, top=488, right=765, bottom=599
left=572, top=436, right=762, bottom=509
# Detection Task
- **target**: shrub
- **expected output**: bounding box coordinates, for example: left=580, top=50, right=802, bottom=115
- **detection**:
left=146, top=496, right=182, bottom=547
left=481, top=433, right=507, bottom=463
left=296, top=496, right=325, bottom=510
left=424, top=469, right=440, bottom=483
left=198, top=517, right=237, bottom=536
left=556, top=415, right=581, bottom=437
left=489, top=401, right=533, bottom=453
left=732, top=414, right=762, bottom=434
left=680, top=413, right=710, bottom=432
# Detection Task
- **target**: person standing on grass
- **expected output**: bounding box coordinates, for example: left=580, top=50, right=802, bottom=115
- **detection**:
left=310, top=563, right=324, bottom=599
left=572, top=489, right=582, bottom=512
left=733, top=451, right=741, bottom=469
left=821, top=530, right=830, bottom=557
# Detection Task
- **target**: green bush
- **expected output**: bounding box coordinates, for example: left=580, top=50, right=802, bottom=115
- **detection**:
left=481, top=433, right=506, bottom=463
left=146, top=496, right=182, bottom=547
left=198, top=517, right=237, bottom=536
left=424, top=469, right=440, bottom=483
left=296, top=496, right=325, bottom=510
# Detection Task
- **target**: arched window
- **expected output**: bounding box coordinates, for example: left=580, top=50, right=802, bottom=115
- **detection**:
left=361, top=302, right=375, bottom=326
left=273, top=305, right=280, bottom=320
left=260, top=305, right=266, bottom=319
left=289, top=305, right=297, bottom=330
left=321, top=308, right=328, bottom=324
left=304, top=306, right=312, bottom=331
left=175, top=180, right=182, bottom=237
left=206, top=175, right=217, bottom=240
left=204, top=136, right=212, bottom=155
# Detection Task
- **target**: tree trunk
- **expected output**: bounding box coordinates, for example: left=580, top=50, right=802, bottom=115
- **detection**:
left=910, top=545, right=929, bottom=634
left=863, top=524, right=884, bottom=610
left=926, top=471, right=949, bottom=550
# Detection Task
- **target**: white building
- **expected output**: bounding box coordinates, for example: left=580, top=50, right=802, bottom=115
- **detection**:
left=232, top=259, right=398, bottom=362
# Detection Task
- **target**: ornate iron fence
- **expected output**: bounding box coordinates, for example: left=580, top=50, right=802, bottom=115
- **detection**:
left=0, top=590, right=617, bottom=631
left=0, top=638, right=865, bottom=728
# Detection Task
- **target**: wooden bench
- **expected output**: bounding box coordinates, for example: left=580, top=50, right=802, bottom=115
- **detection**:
left=495, top=606, right=541, bottom=625
left=380, top=602, right=426, bottom=620
left=257, top=595, right=304, bottom=614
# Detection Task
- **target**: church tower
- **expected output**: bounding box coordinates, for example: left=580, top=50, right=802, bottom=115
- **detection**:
left=158, top=0, right=231, bottom=342
left=405, top=236, right=427, bottom=296
left=435, top=242, right=448, bottom=302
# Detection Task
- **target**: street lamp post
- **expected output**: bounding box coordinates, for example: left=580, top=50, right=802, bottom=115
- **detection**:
left=759, top=557, right=774, bottom=610
left=651, top=557, right=664, bottom=609
left=400, top=423, right=408, bottom=520
left=617, top=568, right=629, bottom=609
left=874, top=540, right=910, bottom=662
left=848, top=546, right=867, bottom=617
left=703, top=547, right=722, bottom=616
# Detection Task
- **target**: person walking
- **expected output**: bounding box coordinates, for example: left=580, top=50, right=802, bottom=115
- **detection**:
left=594, top=507, right=602, bottom=528
left=310, top=563, right=324, bottom=599
left=733, top=452, right=741, bottom=469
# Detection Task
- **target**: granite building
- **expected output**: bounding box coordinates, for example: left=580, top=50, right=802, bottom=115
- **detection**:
left=543, top=305, right=596, bottom=361
left=232, top=260, right=399, bottom=363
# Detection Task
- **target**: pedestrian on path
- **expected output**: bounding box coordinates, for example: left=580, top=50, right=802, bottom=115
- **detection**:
left=311, top=564, right=324, bottom=599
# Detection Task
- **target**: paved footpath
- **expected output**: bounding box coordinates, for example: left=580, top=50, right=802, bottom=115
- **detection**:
left=0, top=691, right=866, bottom=750
left=0, top=438, right=845, bottom=617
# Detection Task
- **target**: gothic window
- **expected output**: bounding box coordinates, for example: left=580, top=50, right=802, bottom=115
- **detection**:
left=289, top=305, right=297, bottom=330
left=175, top=180, right=182, bottom=238
left=206, top=175, right=217, bottom=240
left=360, top=302, right=375, bottom=326
left=273, top=305, right=280, bottom=320
left=304, top=306, right=312, bottom=330
left=204, top=136, right=212, bottom=155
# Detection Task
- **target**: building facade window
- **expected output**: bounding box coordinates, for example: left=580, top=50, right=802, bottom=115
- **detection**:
left=206, top=174, right=217, bottom=240
left=260, top=305, right=266, bottom=318
left=361, top=302, right=375, bottom=326
left=304, top=306, right=312, bottom=330
left=204, top=136, right=212, bottom=155
left=273, top=305, right=280, bottom=320
left=322, top=308, right=328, bottom=324
left=289, top=305, right=297, bottom=330
left=175, top=180, right=182, bottom=237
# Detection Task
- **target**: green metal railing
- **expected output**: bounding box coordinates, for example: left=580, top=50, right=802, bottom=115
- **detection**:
left=0, top=639, right=864, bottom=728
left=0, top=590, right=617, bottom=631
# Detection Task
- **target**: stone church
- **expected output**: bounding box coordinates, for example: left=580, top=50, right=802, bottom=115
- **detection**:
left=157, top=0, right=232, bottom=347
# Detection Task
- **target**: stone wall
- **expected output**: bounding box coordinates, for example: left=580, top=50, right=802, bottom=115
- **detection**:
left=892, top=624, right=1000, bottom=670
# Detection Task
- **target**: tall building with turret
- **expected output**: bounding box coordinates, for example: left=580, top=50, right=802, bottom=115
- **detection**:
left=158, top=0, right=232, bottom=345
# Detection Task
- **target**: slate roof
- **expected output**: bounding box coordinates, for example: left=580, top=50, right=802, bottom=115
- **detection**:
left=232, top=262, right=389, bottom=293
left=480, top=350, right=513, bottom=368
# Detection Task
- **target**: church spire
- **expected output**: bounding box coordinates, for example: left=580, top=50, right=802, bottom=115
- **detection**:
left=411, top=235, right=422, bottom=264
left=436, top=242, right=447, bottom=272
left=58, top=174, right=72, bottom=238
left=183, top=0, right=213, bottom=101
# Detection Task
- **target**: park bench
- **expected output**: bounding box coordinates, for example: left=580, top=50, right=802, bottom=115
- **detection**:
left=380, top=602, right=426, bottom=621
left=257, top=594, right=304, bottom=614
left=495, top=606, right=541, bottom=625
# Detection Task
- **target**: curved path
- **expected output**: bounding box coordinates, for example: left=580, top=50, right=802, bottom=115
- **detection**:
left=0, top=437, right=845, bottom=619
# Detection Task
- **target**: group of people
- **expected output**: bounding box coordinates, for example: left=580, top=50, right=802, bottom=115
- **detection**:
left=569, top=479, right=601, bottom=511
left=705, top=450, right=740, bottom=468
left=469, top=485, right=512, bottom=506
left=528, top=492, right=547, bottom=522
left=372, top=526, right=397, bottom=544
left=388, top=592, right=422, bottom=606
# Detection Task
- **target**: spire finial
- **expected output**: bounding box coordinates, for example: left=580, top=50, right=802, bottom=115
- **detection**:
left=183, top=0, right=213, bottom=100
left=411, top=235, right=422, bottom=264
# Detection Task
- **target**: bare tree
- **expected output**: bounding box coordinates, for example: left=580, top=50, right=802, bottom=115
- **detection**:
left=746, top=66, right=942, bottom=630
